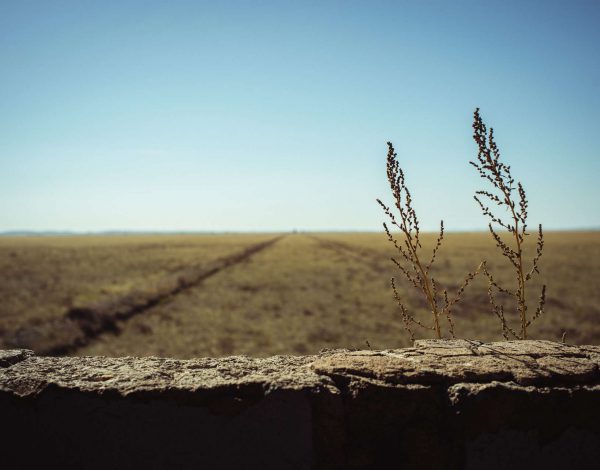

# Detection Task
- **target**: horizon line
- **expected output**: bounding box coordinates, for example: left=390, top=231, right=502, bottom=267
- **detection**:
left=1, top=227, right=599, bottom=237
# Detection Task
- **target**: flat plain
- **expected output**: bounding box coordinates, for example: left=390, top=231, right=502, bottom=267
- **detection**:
left=0, top=231, right=598, bottom=357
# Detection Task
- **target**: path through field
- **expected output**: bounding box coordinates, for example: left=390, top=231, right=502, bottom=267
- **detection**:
left=77, top=234, right=406, bottom=357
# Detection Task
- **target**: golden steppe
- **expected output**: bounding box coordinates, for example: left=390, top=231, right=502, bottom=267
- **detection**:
left=0, top=231, right=598, bottom=357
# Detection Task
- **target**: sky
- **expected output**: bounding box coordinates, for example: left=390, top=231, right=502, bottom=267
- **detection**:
left=0, top=0, right=598, bottom=232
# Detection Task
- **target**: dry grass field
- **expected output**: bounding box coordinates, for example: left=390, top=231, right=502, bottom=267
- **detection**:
left=0, top=231, right=598, bottom=358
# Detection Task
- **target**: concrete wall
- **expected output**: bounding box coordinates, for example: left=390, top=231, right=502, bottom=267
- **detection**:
left=1, top=340, right=599, bottom=469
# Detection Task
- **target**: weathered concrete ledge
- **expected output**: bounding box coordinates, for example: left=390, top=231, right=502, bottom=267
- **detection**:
left=1, top=340, right=599, bottom=469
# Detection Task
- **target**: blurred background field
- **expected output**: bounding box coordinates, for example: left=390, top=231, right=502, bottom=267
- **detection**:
left=0, top=231, right=598, bottom=358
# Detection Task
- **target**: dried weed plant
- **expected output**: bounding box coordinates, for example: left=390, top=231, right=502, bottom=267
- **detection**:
left=471, top=108, right=546, bottom=339
left=377, top=142, right=482, bottom=340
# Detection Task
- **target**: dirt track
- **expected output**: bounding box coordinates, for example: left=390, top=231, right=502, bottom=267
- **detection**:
left=7, top=236, right=284, bottom=355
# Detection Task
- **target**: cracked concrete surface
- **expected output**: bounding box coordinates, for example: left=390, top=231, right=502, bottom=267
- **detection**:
left=1, top=340, right=599, bottom=469
left=312, top=339, right=600, bottom=386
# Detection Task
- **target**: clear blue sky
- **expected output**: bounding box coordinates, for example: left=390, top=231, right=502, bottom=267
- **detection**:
left=1, top=0, right=598, bottom=232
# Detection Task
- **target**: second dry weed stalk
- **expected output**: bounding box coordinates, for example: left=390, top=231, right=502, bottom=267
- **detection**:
left=471, top=108, right=546, bottom=339
left=377, top=142, right=481, bottom=340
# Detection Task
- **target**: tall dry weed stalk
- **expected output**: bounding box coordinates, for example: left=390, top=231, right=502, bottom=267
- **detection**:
left=377, top=142, right=481, bottom=340
left=471, top=108, right=546, bottom=339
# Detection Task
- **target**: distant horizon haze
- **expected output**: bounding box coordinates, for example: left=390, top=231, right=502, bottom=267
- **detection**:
left=1, top=227, right=598, bottom=237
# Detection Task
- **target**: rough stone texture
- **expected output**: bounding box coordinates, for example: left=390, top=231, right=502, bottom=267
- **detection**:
left=0, top=349, right=33, bottom=368
left=312, top=339, right=600, bottom=386
left=1, top=340, right=599, bottom=469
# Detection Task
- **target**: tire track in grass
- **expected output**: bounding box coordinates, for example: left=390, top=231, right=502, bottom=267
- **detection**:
left=307, top=235, right=387, bottom=273
left=7, top=235, right=285, bottom=355
left=308, top=235, right=428, bottom=303
left=308, top=234, right=430, bottom=316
